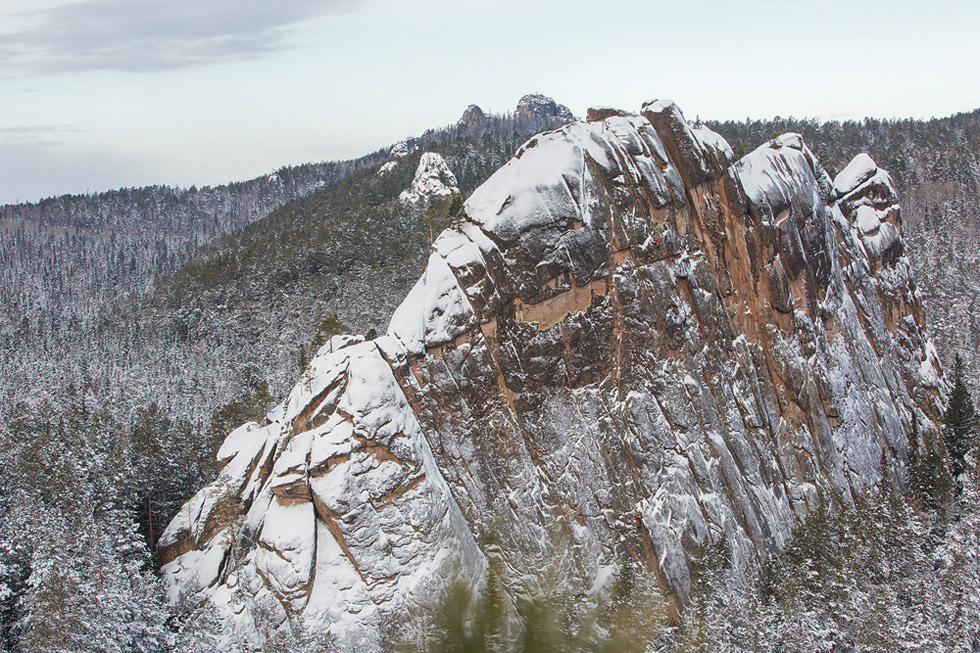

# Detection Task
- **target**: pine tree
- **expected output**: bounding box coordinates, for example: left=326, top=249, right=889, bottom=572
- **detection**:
left=446, top=193, right=467, bottom=232
left=944, top=354, right=979, bottom=486
left=297, top=343, right=309, bottom=373
left=310, top=314, right=348, bottom=353
left=912, top=428, right=955, bottom=509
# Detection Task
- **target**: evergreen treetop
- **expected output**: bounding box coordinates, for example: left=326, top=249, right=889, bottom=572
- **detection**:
left=944, top=354, right=979, bottom=485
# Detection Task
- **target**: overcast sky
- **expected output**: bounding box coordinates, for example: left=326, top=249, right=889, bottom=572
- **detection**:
left=1, top=0, right=978, bottom=205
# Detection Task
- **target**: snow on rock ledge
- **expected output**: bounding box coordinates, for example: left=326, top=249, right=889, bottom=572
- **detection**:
left=832, top=153, right=903, bottom=267
left=164, top=101, right=945, bottom=650
left=833, top=152, right=880, bottom=197
left=388, top=138, right=418, bottom=159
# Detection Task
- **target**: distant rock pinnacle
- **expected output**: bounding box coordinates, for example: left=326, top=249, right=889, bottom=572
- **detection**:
left=515, top=93, right=574, bottom=121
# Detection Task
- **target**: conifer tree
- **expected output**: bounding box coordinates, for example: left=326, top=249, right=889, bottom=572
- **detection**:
left=310, top=314, right=348, bottom=353
left=944, top=354, right=979, bottom=486
left=912, top=428, right=955, bottom=509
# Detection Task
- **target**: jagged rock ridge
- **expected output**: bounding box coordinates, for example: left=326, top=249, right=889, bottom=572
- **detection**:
left=161, top=100, right=944, bottom=649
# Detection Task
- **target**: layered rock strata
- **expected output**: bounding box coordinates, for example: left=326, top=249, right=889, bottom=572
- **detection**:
left=161, top=100, right=944, bottom=649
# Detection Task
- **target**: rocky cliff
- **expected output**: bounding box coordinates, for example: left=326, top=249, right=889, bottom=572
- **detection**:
left=515, top=93, right=574, bottom=122
left=457, top=104, right=489, bottom=135
left=160, top=101, right=945, bottom=649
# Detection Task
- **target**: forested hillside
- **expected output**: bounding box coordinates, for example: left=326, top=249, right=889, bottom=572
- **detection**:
left=0, top=155, right=387, bottom=408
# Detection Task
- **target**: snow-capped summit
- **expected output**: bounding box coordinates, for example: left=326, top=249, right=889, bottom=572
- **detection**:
left=162, top=101, right=943, bottom=651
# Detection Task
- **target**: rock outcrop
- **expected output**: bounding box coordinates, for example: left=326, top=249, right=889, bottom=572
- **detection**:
left=515, top=93, right=574, bottom=122
left=161, top=100, right=944, bottom=649
left=587, top=106, right=630, bottom=122
left=398, top=153, right=459, bottom=207
left=457, top=104, right=488, bottom=135
left=389, top=138, right=418, bottom=159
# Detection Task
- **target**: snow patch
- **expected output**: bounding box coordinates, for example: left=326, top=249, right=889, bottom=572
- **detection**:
left=833, top=153, right=877, bottom=197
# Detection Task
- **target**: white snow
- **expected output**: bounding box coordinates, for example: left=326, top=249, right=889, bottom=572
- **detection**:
left=860, top=221, right=900, bottom=259
left=389, top=139, right=416, bottom=159
left=257, top=500, right=317, bottom=600
left=733, top=134, right=821, bottom=223
left=854, top=204, right=882, bottom=234
left=640, top=98, right=679, bottom=113
left=387, top=276, right=427, bottom=356
left=387, top=251, right=473, bottom=351
left=421, top=254, right=475, bottom=346
left=693, top=125, right=735, bottom=163
left=920, top=341, right=942, bottom=387
left=833, top=153, right=877, bottom=196
left=464, top=121, right=619, bottom=237
left=216, top=420, right=264, bottom=464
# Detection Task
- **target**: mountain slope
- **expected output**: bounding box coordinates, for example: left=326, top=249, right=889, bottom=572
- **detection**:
left=161, top=102, right=943, bottom=649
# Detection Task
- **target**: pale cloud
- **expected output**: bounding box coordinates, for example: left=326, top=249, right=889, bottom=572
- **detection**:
left=0, top=0, right=361, bottom=74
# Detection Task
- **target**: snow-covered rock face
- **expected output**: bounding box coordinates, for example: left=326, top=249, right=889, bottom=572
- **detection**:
left=832, top=153, right=903, bottom=266
left=376, top=160, right=398, bottom=177
left=162, top=101, right=944, bottom=649
left=398, top=152, right=459, bottom=206
left=160, top=341, right=485, bottom=649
